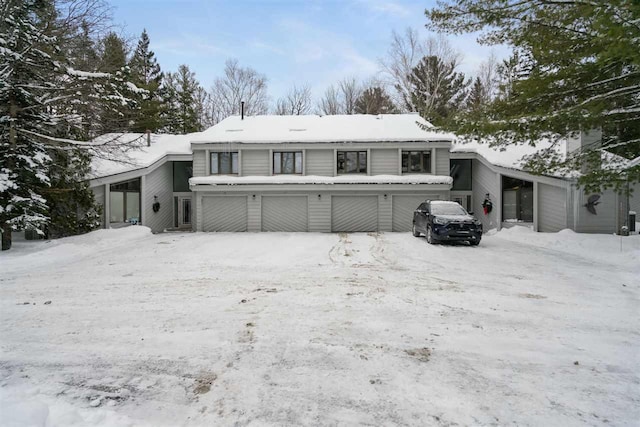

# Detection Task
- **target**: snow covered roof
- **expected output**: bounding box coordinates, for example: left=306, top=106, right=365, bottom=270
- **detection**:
left=190, top=174, right=453, bottom=186
left=191, top=114, right=456, bottom=144
left=89, top=132, right=200, bottom=179
left=451, top=139, right=567, bottom=171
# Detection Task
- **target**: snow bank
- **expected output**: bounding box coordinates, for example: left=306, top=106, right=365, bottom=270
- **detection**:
left=494, top=225, right=640, bottom=266
left=190, top=174, right=453, bottom=186
left=192, top=114, right=455, bottom=144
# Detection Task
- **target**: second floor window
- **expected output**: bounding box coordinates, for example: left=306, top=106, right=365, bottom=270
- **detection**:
left=337, top=151, right=367, bottom=174
left=273, top=151, right=302, bottom=174
left=402, top=151, right=431, bottom=173
left=211, top=152, right=238, bottom=174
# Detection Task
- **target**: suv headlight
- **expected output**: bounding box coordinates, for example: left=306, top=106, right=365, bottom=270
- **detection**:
left=433, top=217, right=447, bottom=225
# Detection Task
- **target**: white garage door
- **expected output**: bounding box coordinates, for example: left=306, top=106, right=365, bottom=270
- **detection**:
left=331, top=196, right=378, bottom=232
left=392, top=195, right=429, bottom=232
left=202, top=196, right=247, bottom=232
left=262, top=196, right=308, bottom=232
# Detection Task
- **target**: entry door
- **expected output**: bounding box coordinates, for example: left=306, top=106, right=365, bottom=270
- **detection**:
left=178, top=196, right=192, bottom=228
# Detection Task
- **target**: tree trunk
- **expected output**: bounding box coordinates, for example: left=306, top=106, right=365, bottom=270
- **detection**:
left=1, top=223, right=12, bottom=251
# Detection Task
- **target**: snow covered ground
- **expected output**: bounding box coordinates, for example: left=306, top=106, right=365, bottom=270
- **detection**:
left=1, top=228, right=639, bottom=426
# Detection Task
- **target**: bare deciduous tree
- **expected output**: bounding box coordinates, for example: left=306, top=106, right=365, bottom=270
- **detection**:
left=317, top=78, right=363, bottom=115
left=274, top=84, right=313, bottom=115
left=209, top=59, right=269, bottom=123
left=317, top=85, right=342, bottom=115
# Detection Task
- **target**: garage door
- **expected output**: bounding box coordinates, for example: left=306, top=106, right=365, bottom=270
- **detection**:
left=202, top=196, right=247, bottom=232
left=331, top=196, right=378, bottom=232
left=262, top=196, right=308, bottom=232
left=538, top=184, right=567, bottom=232
left=392, top=195, right=429, bottom=232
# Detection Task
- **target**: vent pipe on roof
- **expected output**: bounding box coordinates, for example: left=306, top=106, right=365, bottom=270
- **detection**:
left=241, top=101, right=245, bottom=120
left=146, top=129, right=151, bottom=147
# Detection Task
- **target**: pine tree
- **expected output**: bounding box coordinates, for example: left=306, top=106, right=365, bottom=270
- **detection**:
left=163, top=65, right=201, bottom=134
left=1, top=0, right=55, bottom=249
left=406, top=55, right=469, bottom=126
left=466, top=77, right=486, bottom=113
left=355, top=86, right=398, bottom=115
left=425, top=0, right=640, bottom=192
left=129, top=29, right=163, bottom=132
left=99, top=32, right=127, bottom=73
left=1, top=0, right=140, bottom=250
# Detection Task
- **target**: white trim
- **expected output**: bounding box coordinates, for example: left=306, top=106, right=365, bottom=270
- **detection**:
left=140, top=175, right=146, bottom=226
left=533, top=181, right=539, bottom=232
left=191, top=183, right=452, bottom=193
left=104, top=183, right=110, bottom=229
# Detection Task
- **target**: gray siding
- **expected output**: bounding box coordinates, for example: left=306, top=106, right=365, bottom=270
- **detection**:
left=91, top=184, right=105, bottom=228
left=574, top=189, right=618, bottom=233
left=630, top=184, right=640, bottom=216
left=202, top=196, right=248, bottom=232
left=472, top=160, right=500, bottom=231
left=144, top=162, right=174, bottom=233
left=371, top=149, right=399, bottom=175
left=193, top=150, right=206, bottom=177
left=305, top=150, right=334, bottom=176
left=538, top=184, right=567, bottom=232
left=331, top=196, right=378, bottom=232
left=308, top=192, right=331, bottom=232
left=242, top=150, right=270, bottom=176
left=262, top=196, right=308, bottom=231
left=435, top=148, right=450, bottom=176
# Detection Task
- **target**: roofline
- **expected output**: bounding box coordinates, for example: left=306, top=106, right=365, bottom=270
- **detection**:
left=88, top=153, right=192, bottom=186
left=190, top=138, right=455, bottom=145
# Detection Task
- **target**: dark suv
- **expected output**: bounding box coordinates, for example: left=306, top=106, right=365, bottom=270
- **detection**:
left=412, top=200, right=483, bottom=245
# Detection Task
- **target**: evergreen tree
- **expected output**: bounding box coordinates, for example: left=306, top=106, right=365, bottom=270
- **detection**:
left=355, top=86, right=398, bottom=114
left=129, top=29, right=163, bottom=132
left=96, top=32, right=136, bottom=133
left=405, top=55, right=469, bottom=126
left=99, top=32, right=127, bottom=73
left=1, top=0, right=55, bottom=249
left=1, top=0, right=139, bottom=250
left=44, top=149, right=101, bottom=238
left=163, top=65, right=201, bottom=134
left=466, top=77, right=486, bottom=113
left=425, top=0, right=640, bottom=192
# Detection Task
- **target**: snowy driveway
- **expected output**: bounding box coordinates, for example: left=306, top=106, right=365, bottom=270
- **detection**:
left=1, top=228, right=639, bottom=426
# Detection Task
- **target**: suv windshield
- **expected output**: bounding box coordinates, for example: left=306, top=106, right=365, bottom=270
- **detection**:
left=431, top=203, right=467, bottom=216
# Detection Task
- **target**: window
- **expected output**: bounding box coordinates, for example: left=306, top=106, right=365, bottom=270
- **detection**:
left=450, top=159, right=472, bottom=190
left=173, top=161, right=193, bottom=192
left=402, top=151, right=431, bottom=173
left=210, top=152, right=238, bottom=174
left=273, top=152, right=302, bottom=174
left=337, top=151, right=367, bottom=174
left=109, top=178, right=140, bottom=224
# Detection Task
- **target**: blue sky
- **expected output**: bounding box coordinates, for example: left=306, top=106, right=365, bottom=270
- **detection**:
left=110, top=0, right=507, bottom=101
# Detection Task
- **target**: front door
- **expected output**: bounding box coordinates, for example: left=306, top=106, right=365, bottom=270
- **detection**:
left=178, top=196, right=192, bottom=228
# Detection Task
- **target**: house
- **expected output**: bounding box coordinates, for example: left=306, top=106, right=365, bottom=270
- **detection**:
left=88, top=114, right=637, bottom=235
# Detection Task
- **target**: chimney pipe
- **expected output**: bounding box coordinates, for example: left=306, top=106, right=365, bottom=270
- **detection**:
left=146, top=129, right=151, bottom=147
left=241, top=101, right=245, bottom=120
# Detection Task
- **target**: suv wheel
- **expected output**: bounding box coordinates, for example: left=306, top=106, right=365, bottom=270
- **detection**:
left=412, top=223, right=420, bottom=237
left=470, top=240, right=480, bottom=246
left=426, top=226, right=436, bottom=244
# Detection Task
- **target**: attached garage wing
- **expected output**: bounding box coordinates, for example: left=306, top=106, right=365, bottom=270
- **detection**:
left=202, top=196, right=248, bottom=232
left=331, top=196, right=378, bottom=232
left=262, top=196, right=308, bottom=232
